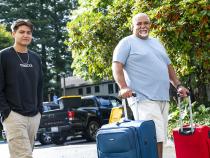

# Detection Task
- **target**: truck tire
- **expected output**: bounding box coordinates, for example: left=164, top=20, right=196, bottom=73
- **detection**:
left=52, top=135, right=67, bottom=145
left=85, top=120, right=100, bottom=142
left=38, top=133, right=52, bottom=145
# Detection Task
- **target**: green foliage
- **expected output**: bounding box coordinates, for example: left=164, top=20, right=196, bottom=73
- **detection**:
left=146, top=0, right=209, bottom=102
left=168, top=100, right=210, bottom=139
left=66, top=0, right=134, bottom=81
left=0, top=25, right=13, bottom=50
left=67, top=0, right=209, bottom=103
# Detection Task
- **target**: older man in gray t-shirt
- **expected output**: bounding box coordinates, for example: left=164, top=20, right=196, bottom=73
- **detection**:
left=113, top=35, right=171, bottom=101
left=112, top=13, right=188, bottom=158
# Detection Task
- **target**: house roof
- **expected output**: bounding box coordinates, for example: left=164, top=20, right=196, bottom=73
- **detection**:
left=61, top=76, right=115, bottom=89
left=61, top=76, right=91, bottom=88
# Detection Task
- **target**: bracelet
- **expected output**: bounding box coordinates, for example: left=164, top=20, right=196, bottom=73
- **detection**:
left=176, top=84, right=182, bottom=89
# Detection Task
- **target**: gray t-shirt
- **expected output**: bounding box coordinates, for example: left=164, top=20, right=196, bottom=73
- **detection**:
left=113, top=35, right=171, bottom=101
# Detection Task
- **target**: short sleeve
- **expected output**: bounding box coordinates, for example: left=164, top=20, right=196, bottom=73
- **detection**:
left=112, top=38, right=130, bottom=65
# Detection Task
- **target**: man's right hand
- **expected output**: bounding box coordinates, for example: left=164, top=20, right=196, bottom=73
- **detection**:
left=119, top=87, right=133, bottom=98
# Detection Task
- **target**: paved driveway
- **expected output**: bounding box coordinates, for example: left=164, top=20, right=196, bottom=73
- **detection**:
left=0, top=139, right=176, bottom=158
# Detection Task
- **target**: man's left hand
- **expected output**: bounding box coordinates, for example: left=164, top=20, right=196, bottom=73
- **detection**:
left=177, top=86, right=189, bottom=97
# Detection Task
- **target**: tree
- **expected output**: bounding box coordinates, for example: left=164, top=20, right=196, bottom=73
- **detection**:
left=0, top=24, right=13, bottom=49
left=66, top=0, right=134, bottom=81
left=67, top=0, right=209, bottom=103
left=144, top=0, right=209, bottom=103
left=0, top=0, right=75, bottom=100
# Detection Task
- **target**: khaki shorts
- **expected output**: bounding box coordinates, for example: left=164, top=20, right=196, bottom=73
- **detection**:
left=129, top=100, right=169, bottom=143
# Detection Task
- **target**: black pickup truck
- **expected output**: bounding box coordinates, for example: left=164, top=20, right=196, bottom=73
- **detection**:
left=37, top=95, right=122, bottom=145
left=36, top=102, right=60, bottom=145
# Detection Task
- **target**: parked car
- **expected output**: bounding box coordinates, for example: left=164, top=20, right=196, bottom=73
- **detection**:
left=1, top=129, right=6, bottom=142
left=38, top=95, right=124, bottom=145
left=0, top=120, right=4, bottom=141
left=36, top=102, right=60, bottom=145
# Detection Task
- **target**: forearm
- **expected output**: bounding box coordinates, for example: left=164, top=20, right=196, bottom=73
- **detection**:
left=0, top=58, right=10, bottom=113
left=112, top=62, right=127, bottom=89
left=168, top=65, right=181, bottom=89
left=168, top=65, right=189, bottom=97
left=37, top=88, right=43, bottom=114
left=0, top=93, right=10, bottom=110
left=0, top=83, right=11, bottom=120
left=0, top=84, right=10, bottom=118
left=37, top=66, right=43, bottom=114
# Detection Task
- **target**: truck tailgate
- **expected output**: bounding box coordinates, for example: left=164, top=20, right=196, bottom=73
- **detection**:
left=39, top=109, right=68, bottom=128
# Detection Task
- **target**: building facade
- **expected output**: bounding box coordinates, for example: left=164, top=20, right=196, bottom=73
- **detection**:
left=61, top=76, right=119, bottom=97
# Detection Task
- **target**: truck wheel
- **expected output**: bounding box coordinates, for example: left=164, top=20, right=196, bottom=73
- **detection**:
left=52, top=135, right=67, bottom=145
left=39, top=133, right=52, bottom=145
left=85, top=120, right=100, bottom=142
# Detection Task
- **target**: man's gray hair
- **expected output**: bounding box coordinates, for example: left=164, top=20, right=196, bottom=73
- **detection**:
left=132, top=13, right=150, bottom=24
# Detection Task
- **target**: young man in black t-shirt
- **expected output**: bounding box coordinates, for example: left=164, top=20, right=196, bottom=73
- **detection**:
left=0, top=19, right=43, bottom=158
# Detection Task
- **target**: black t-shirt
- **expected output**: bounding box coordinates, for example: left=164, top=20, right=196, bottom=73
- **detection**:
left=0, top=47, right=43, bottom=121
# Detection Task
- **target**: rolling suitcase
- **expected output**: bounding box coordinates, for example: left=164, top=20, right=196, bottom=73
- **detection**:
left=96, top=95, right=158, bottom=158
left=173, top=94, right=210, bottom=158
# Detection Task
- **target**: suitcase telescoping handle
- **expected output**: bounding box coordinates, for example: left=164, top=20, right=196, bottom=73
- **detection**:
left=178, top=92, right=194, bottom=135
left=122, top=92, right=138, bottom=121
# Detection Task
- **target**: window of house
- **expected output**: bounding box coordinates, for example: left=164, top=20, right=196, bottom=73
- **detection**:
left=108, top=84, right=114, bottom=94
left=95, top=85, right=100, bottom=93
left=78, top=88, right=83, bottom=95
left=86, top=87, right=91, bottom=94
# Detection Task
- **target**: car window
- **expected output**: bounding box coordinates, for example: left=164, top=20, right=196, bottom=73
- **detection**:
left=59, top=97, right=81, bottom=109
left=81, top=99, right=96, bottom=107
left=49, top=103, right=60, bottom=110
left=110, top=98, right=121, bottom=107
left=58, top=100, right=64, bottom=109
left=97, top=96, right=122, bottom=108
left=43, top=102, right=60, bottom=112
left=43, top=105, right=48, bottom=112
left=97, top=97, right=112, bottom=108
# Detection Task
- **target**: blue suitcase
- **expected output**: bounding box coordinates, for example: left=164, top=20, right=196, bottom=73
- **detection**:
left=96, top=98, right=158, bottom=158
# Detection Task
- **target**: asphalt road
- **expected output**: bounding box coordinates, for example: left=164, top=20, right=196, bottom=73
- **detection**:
left=0, top=138, right=176, bottom=158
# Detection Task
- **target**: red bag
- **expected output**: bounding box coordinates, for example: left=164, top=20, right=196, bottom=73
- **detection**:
left=173, top=95, right=210, bottom=158
left=173, top=124, right=210, bottom=158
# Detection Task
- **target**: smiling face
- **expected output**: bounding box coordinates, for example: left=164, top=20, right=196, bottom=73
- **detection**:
left=12, top=25, right=32, bottom=47
left=132, top=14, right=151, bottom=39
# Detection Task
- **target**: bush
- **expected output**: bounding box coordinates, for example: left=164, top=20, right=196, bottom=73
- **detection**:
left=168, top=99, right=210, bottom=139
